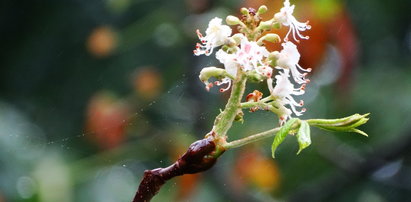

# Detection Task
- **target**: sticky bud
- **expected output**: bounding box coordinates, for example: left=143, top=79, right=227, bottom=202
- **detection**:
left=226, top=15, right=241, bottom=26
left=257, top=5, right=268, bottom=15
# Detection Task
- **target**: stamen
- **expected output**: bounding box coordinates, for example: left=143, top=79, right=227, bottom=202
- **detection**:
left=196, top=29, right=203, bottom=38
left=300, top=84, right=306, bottom=90
left=205, top=82, right=213, bottom=91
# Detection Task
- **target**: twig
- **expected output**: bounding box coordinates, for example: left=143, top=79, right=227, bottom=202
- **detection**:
left=133, top=138, right=222, bottom=202
left=223, top=127, right=280, bottom=149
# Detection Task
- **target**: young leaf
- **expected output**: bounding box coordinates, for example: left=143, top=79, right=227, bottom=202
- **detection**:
left=296, top=121, right=311, bottom=154
left=272, top=118, right=298, bottom=158
left=307, top=113, right=370, bottom=137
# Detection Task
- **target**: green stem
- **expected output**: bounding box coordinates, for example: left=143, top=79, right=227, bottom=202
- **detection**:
left=240, top=100, right=283, bottom=116
left=260, top=95, right=274, bottom=103
left=223, top=127, right=281, bottom=149
left=240, top=101, right=269, bottom=109
left=213, top=73, right=247, bottom=138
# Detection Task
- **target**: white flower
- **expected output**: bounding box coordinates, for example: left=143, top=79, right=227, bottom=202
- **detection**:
left=213, top=38, right=271, bottom=92
left=216, top=49, right=238, bottom=78
left=216, top=37, right=270, bottom=77
left=235, top=37, right=269, bottom=72
left=274, top=0, right=311, bottom=42
left=268, top=69, right=306, bottom=122
left=256, top=65, right=273, bottom=78
left=214, top=49, right=238, bottom=92
left=194, top=17, right=232, bottom=56
left=276, top=41, right=311, bottom=84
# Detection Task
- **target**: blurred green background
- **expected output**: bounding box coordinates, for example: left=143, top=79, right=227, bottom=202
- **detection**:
left=1, top=0, right=411, bottom=201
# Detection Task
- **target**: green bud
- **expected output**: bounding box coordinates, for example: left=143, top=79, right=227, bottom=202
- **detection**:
left=307, top=113, right=370, bottom=137
left=226, top=15, right=241, bottom=25
left=257, top=20, right=273, bottom=31
left=231, top=33, right=244, bottom=45
left=199, top=66, right=231, bottom=82
left=268, top=51, right=280, bottom=67
left=264, top=34, right=281, bottom=43
left=234, top=110, right=244, bottom=123
left=272, top=22, right=281, bottom=29
left=257, top=34, right=281, bottom=46
left=257, top=5, right=268, bottom=15
left=268, top=51, right=280, bottom=60
left=240, top=8, right=249, bottom=15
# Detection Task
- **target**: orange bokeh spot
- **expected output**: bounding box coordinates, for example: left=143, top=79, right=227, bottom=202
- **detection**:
left=85, top=92, right=129, bottom=150
left=234, top=148, right=281, bottom=191
left=133, top=67, right=163, bottom=100
left=87, top=26, right=117, bottom=57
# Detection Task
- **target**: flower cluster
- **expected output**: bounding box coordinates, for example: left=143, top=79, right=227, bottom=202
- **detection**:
left=194, top=0, right=311, bottom=124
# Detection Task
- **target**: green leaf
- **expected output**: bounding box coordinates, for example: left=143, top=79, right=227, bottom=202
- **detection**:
left=296, top=121, right=311, bottom=154
left=272, top=118, right=298, bottom=158
left=307, top=113, right=370, bottom=137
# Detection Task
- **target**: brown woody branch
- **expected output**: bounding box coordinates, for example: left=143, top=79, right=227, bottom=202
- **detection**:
left=132, top=137, right=224, bottom=202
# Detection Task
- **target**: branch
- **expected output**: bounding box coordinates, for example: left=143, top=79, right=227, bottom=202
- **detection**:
left=223, top=127, right=280, bottom=149
left=132, top=138, right=224, bottom=202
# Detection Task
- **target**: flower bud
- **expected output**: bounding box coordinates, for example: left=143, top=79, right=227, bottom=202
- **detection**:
left=272, top=22, right=281, bottom=29
left=199, top=67, right=227, bottom=82
left=231, top=33, right=245, bottom=45
left=234, top=111, right=244, bottom=123
left=257, top=5, right=268, bottom=15
left=263, top=34, right=281, bottom=43
left=268, top=51, right=280, bottom=67
left=258, top=20, right=273, bottom=31
left=240, top=8, right=249, bottom=15
left=257, top=34, right=281, bottom=46
left=226, top=15, right=241, bottom=25
left=269, top=51, right=280, bottom=60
